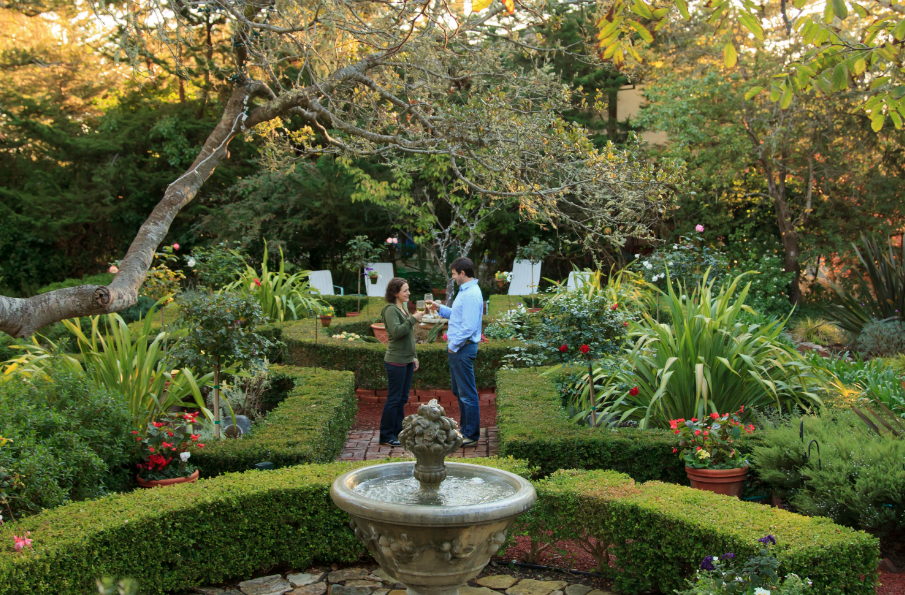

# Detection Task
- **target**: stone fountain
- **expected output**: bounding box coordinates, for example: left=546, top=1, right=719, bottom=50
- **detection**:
left=330, top=400, right=536, bottom=595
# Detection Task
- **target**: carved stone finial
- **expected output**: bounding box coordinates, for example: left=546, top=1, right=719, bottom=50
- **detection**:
left=398, top=399, right=463, bottom=489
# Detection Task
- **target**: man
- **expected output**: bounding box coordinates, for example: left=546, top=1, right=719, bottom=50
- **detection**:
left=427, top=257, right=484, bottom=446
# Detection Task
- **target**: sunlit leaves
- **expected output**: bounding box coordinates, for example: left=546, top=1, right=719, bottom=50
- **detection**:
left=744, top=86, right=764, bottom=100
left=723, top=42, right=738, bottom=68
left=502, top=0, right=515, bottom=15
left=628, top=20, right=654, bottom=43
left=471, top=0, right=492, bottom=11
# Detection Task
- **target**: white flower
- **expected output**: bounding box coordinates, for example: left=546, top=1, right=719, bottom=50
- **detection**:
left=681, top=295, right=687, bottom=300
left=180, top=452, right=191, bottom=463
left=754, top=589, right=771, bottom=595
left=187, top=258, right=196, bottom=268
left=643, top=262, right=652, bottom=270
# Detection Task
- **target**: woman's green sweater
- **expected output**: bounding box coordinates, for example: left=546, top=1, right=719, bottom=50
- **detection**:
left=382, top=304, right=417, bottom=364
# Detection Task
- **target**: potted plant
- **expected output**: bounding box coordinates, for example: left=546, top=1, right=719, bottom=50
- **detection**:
left=516, top=237, right=553, bottom=310
left=494, top=270, right=512, bottom=291
left=366, top=267, right=379, bottom=284
left=342, top=236, right=381, bottom=316
left=135, top=411, right=203, bottom=487
left=371, top=322, right=389, bottom=344
left=672, top=408, right=754, bottom=497
left=319, top=304, right=335, bottom=326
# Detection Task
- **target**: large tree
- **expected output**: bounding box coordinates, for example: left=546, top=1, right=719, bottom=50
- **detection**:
left=0, top=0, right=685, bottom=337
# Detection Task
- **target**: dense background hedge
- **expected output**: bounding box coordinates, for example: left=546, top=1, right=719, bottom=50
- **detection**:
left=514, top=468, right=879, bottom=594
left=191, top=366, right=355, bottom=477
left=497, top=368, right=760, bottom=481
left=0, top=457, right=532, bottom=595
left=281, top=317, right=522, bottom=389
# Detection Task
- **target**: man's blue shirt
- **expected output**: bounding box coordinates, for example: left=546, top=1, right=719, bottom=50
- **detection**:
left=438, top=279, right=483, bottom=352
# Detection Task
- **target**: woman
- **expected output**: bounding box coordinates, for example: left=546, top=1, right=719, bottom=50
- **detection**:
left=379, top=277, right=424, bottom=446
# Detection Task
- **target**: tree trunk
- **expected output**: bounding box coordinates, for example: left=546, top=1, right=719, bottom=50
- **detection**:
left=607, top=88, right=618, bottom=139
left=771, top=192, right=803, bottom=305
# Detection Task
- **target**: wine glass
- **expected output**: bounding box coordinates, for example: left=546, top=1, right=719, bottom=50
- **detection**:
left=416, top=300, right=425, bottom=313
left=424, top=294, right=434, bottom=312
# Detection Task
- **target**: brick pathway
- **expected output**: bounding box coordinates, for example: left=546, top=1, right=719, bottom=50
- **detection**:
left=339, top=389, right=499, bottom=462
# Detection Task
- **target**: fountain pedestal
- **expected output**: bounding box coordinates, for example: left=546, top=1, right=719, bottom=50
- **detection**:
left=330, top=400, right=536, bottom=595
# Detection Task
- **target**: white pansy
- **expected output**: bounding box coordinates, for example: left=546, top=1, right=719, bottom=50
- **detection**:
left=180, top=452, right=191, bottom=463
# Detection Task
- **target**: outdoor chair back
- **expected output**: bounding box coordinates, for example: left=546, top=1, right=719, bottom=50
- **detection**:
left=508, top=259, right=542, bottom=296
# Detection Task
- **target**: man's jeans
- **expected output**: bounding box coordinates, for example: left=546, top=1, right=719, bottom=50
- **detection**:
left=380, top=362, right=414, bottom=443
left=448, top=342, right=480, bottom=441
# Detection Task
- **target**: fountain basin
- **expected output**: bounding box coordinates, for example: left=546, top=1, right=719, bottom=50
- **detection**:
left=331, top=461, right=536, bottom=595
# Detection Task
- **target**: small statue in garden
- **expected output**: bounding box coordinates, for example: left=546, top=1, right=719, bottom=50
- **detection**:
left=398, top=399, right=463, bottom=490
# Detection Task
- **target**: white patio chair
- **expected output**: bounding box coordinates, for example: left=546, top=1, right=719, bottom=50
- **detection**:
left=508, top=259, right=542, bottom=296
left=364, top=263, right=394, bottom=297
left=566, top=271, right=591, bottom=291
left=308, top=270, right=344, bottom=296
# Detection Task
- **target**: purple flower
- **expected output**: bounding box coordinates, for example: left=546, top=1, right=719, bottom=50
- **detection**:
left=758, top=535, right=776, bottom=546
left=722, top=552, right=735, bottom=560
left=700, top=555, right=716, bottom=571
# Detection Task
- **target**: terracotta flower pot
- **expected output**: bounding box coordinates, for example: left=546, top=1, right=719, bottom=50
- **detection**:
left=371, top=323, right=389, bottom=344
left=319, top=316, right=333, bottom=327
left=346, top=312, right=360, bottom=318
left=685, top=466, right=748, bottom=498
left=369, top=275, right=379, bottom=284
left=137, top=469, right=200, bottom=489
left=527, top=308, right=542, bottom=313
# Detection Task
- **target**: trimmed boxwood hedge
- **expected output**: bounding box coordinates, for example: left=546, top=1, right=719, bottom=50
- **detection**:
left=0, top=458, right=876, bottom=595
left=514, top=468, right=879, bottom=594
left=497, top=368, right=760, bottom=482
left=0, top=457, right=532, bottom=595
left=191, top=366, right=355, bottom=477
left=281, top=317, right=522, bottom=389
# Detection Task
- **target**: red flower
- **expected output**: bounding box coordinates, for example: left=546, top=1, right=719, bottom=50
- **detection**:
left=559, top=344, right=568, bottom=353
left=610, top=303, right=618, bottom=310
left=580, top=345, right=590, bottom=354
left=703, top=431, right=709, bottom=435
left=152, top=422, right=165, bottom=428
left=691, top=417, right=698, bottom=422
left=148, top=447, right=155, bottom=452
left=694, top=430, right=701, bottom=436
left=739, top=405, right=745, bottom=413
left=253, top=278, right=261, bottom=287
left=131, top=431, right=138, bottom=435
left=623, top=322, right=629, bottom=327
left=161, top=442, right=173, bottom=449
left=136, top=437, right=142, bottom=441
left=672, top=448, right=677, bottom=453
left=168, top=431, right=174, bottom=437
left=197, top=443, right=205, bottom=449
left=696, top=446, right=702, bottom=451
left=628, top=386, right=639, bottom=396
left=191, top=434, right=200, bottom=441
left=711, top=413, right=719, bottom=420
left=674, top=429, right=680, bottom=434
left=173, top=243, right=180, bottom=250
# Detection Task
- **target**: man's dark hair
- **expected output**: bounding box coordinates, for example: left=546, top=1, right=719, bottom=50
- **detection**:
left=451, top=257, right=475, bottom=278
left=385, top=277, right=407, bottom=303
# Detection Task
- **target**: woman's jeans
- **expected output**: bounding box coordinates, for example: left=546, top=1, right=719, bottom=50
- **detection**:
left=380, top=361, right=414, bottom=443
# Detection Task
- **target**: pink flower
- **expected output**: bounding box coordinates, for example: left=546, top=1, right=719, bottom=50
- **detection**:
left=108, top=265, right=119, bottom=274
left=442, top=333, right=448, bottom=341
left=695, top=224, right=704, bottom=233
left=386, top=237, right=394, bottom=243
left=173, top=243, right=180, bottom=250
left=13, top=534, right=32, bottom=552
left=253, top=278, right=261, bottom=287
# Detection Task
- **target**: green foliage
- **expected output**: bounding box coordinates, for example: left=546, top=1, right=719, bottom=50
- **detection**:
left=856, top=319, right=905, bottom=358
left=516, top=237, right=554, bottom=265
left=787, top=317, right=845, bottom=346
left=752, top=410, right=905, bottom=536
left=223, top=243, right=323, bottom=322
left=497, top=368, right=699, bottom=482
left=36, top=273, right=114, bottom=295
left=0, top=457, right=530, bottom=595
left=825, top=235, right=905, bottom=335
left=281, top=317, right=521, bottom=390
left=587, top=274, right=826, bottom=428
left=811, top=354, right=905, bottom=416
left=320, top=295, right=367, bottom=318
left=630, top=235, right=730, bottom=291
left=191, top=366, right=356, bottom=477
left=0, top=370, right=137, bottom=518
left=187, top=241, right=247, bottom=290
left=675, top=539, right=814, bottom=595
left=514, top=468, right=878, bottom=594
left=726, top=236, right=795, bottom=318
left=171, top=291, right=276, bottom=374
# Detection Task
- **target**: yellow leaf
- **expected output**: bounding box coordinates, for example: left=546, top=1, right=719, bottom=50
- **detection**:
left=871, top=113, right=885, bottom=132
left=471, top=0, right=492, bottom=11
left=780, top=86, right=793, bottom=109
left=723, top=42, right=738, bottom=68
left=628, top=20, right=654, bottom=43
left=502, top=0, right=515, bottom=14
left=744, top=86, right=764, bottom=100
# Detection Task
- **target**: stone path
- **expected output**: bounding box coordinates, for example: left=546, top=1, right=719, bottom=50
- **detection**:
left=339, top=389, right=499, bottom=462
left=193, top=564, right=616, bottom=595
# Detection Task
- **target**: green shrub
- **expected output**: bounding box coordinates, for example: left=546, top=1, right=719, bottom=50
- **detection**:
left=787, top=316, right=845, bottom=346
left=514, top=468, right=878, bottom=594
left=583, top=273, right=826, bottom=428
left=282, top=318, right=521, bottom=389
left=321, top=295, right=369, bottom=317
left=0, top=457, right=531, bottom=595
left=498, top=368, right=697, bottom=482
left=856, top=319, right=905, bottom=357
left=0, top=370, right=137, bottom=518
left=752, top=410, right=905, bottom=536
left=811, top=353, right=905, bottom=416
left=191, top=366, right=357, bottom=477
left=726, top=236, right=795, bottom=319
